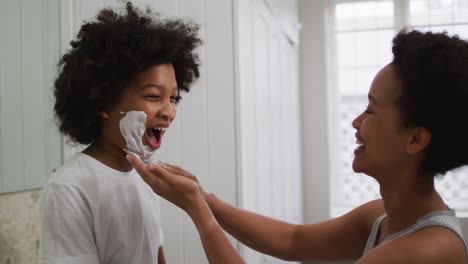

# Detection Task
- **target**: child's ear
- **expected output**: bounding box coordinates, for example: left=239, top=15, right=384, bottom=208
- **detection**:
left=98, top=111, right=110, bottom=119
left=407, top=127, right=431, bottom=154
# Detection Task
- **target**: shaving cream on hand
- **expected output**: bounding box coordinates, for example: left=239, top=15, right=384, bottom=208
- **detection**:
left=119, top=111, right=156, bottom=163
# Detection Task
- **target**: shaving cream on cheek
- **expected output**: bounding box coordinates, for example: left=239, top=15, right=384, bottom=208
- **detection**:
left=119, top=111, right=156, bottom=163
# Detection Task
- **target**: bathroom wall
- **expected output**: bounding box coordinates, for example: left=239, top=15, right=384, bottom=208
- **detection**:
left=0, top=1, right=60, bottom=261
left=0, top=190, right=41, bottom=263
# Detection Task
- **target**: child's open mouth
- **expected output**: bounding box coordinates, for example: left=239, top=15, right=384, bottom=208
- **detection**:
left=146, top=127, right=166, bottom=150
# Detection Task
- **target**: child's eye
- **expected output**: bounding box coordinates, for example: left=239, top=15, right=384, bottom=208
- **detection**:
left=145, top=94, right=161, bottom=100
left=171, top=95, right=182, bottom=105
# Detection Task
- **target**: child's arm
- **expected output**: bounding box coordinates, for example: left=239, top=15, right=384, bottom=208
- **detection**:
left=127, top=154, right=245, bottom=264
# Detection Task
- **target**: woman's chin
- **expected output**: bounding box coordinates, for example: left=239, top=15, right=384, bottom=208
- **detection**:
left=352, top=161, right=363, bottom=173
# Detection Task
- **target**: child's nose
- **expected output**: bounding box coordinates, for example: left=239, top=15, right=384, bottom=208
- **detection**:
left=158, top=101, right=176, bottom=121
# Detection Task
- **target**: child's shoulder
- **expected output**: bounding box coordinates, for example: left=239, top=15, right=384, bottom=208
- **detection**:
left=48, top=153, right=96, bottom=186
left=47, top=152, right=139, bottom=193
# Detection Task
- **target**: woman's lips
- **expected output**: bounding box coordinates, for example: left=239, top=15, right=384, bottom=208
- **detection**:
left=354, top=145, right=365, bottom=156
left=354, top=134, right=365, bottom=156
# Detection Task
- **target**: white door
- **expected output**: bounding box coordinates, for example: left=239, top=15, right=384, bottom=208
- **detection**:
left=236, top=0, right=303, bottom=263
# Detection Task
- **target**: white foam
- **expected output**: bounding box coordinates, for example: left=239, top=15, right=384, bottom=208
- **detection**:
left=119, top=111, right=156, bottom=163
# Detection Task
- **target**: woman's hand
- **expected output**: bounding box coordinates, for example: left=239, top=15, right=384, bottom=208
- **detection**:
left=155, top=162, right=210, bottom=201
left=126, top=153, right=204, bottom=214
left=127, top=153, right=246, bottom=263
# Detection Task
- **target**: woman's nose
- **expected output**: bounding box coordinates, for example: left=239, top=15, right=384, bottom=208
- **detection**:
left=352, top=113, right=363, bottom=129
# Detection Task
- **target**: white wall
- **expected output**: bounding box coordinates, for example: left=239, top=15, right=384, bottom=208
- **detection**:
left=236, top=0, right=303, bottom=263
left=299, top=0, right=330, bottom=224
left=0, top=0, right=62, bottom=193
left=299, top=1, right=352, bottom=264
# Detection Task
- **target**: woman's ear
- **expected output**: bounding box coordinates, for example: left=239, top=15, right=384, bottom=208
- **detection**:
left=407, top=127, right=432, bottom=154
left=98, top=111, right=110, bottom=119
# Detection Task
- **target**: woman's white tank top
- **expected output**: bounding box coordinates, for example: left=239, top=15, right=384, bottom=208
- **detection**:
left=362, top=209, right=468, bottom=256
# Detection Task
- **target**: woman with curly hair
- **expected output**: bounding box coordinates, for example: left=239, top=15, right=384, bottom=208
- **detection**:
left=128, top=30, right=468, bottom=263
left=39, top=3, right=201, bottom=263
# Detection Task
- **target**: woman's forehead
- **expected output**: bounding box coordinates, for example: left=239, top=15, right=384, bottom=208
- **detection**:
left=369, top=64, right=403, bottom=104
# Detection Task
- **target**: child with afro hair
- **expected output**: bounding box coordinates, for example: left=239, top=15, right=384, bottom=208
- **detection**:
left=40, top=3, right=201, bottom=263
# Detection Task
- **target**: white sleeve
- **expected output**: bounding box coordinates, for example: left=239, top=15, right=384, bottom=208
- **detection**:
left=155, top=195, right=164, bottom=245
left=39, top=183, right=99, bottom=264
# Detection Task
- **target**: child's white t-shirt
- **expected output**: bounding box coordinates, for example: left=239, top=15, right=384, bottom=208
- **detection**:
left=39, top=153, right=164, bottom=264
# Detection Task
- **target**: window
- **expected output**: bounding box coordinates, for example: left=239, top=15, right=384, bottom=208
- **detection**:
left=328, top=0, right=468, bottom=217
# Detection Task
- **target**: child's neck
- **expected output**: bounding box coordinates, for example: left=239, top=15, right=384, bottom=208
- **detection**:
left=83, top=141, right=133, bottom=172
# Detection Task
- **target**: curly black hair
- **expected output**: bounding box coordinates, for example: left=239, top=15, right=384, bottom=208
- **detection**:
left=54, top=2, right=202, bottom=145
left=391, top=30, right=468, bottom=176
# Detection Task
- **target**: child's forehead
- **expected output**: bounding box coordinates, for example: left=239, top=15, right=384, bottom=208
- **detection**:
left=122, top=78, right=178, bottom=94
left=132, top=64, right=177, bottom=85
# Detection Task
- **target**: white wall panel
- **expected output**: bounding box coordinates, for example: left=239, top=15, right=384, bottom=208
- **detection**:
left=0, top=0, right=62, bottom=193
left=236, top=0, right=302, bottom=263
left=298, top=0, right=330, bottom=225
left=299, top=1, right=338, bottom=263
left=1, top=1, right=23, bottom=191
left=204, top=0, right=237, bottom=204
left=270, top=31, right=283, bottom=220
left=254, top=13, right=273, bottom=218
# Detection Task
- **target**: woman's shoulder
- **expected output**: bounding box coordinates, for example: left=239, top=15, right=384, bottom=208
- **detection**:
left=344, top=199, right=386, bottom=230
left=411, top=226, right=468, bottom=262
left=357, top=225, right=468, bottom=263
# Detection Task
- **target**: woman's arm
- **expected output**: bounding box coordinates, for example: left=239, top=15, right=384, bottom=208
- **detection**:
left=187, top=193, right=246, bottom=263
left=156, top=162, right=384, bottom=262
left=158, top=247, right=165, bottom=264
left=206, top=193, right=296, bottom=259
left=207, top=193, right=382, bottom=261
left=127, top=154, right=245, bottom=264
